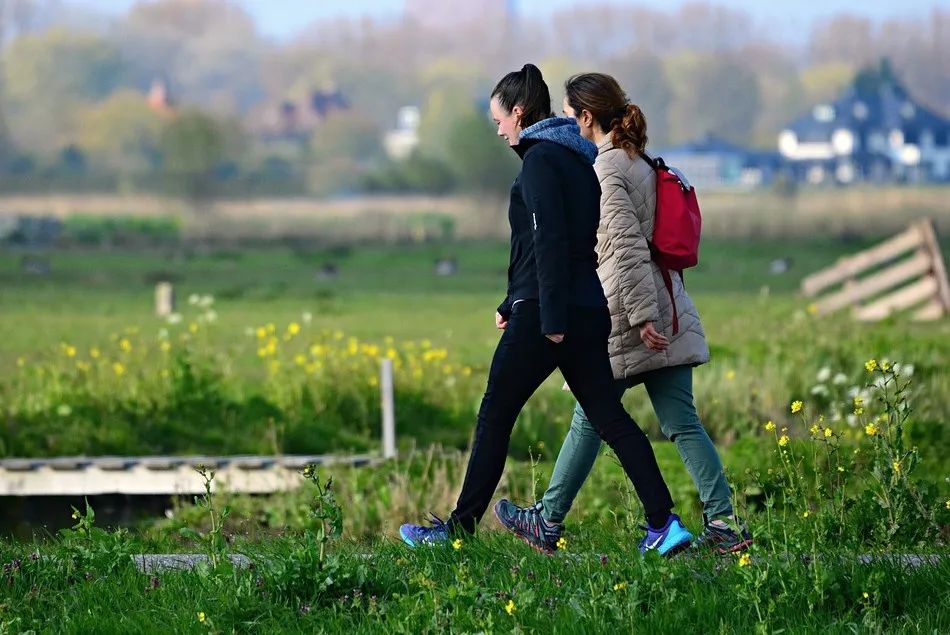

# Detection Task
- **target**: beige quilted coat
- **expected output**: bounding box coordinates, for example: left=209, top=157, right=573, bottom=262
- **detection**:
left=593, top=137, right=710, bottom=380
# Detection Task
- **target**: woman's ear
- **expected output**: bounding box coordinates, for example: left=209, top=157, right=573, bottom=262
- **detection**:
left=511, top=105, right=524, bottom=127
left=582, top=109, right=595, bottom=129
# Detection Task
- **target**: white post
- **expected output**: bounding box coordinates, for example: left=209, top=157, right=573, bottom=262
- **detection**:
left=155, top=282, right=175, bottom=317
left=380, top=358, right=396, bottom=459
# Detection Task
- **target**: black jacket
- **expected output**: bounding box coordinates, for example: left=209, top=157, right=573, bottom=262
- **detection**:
left=497, top=131, right=607, bottom=335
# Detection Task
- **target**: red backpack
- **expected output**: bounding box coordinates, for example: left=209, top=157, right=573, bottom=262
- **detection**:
left=640, top=153, right=702, bottom=335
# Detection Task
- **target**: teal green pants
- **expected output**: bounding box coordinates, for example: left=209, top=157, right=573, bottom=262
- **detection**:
left=541, top=364, right=733, bottom=523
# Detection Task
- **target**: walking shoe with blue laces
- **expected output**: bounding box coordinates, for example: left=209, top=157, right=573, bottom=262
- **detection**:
left=692, top=516, right=753, bottom=554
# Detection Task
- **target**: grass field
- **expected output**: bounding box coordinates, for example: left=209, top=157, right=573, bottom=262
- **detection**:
left=1, top=234, right=948, bottom=632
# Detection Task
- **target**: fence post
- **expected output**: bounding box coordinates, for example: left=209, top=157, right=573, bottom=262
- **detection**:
left=155, top=282, right=175, bottom=317
left=380, top=358, right=396, bottom=459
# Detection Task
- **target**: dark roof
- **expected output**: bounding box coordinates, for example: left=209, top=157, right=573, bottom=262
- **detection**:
left=784, top=63, right=950, bottom=143
left=660, top=133, right=748, bottom=156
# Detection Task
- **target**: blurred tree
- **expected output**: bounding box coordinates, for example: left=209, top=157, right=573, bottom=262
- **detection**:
left=808, top=15, right=875, bottom=67
left=161, top=109, right=244, bottom=203
left=115, top=0, right=263, bottom=115
left=1, top=27, right=124, bottom=153
left=78, top=90, right=163, bottom=183
left=604, top=50, right=674, bottom=148
left=799, top=63, right=855, bottom=107
left=447, top=110, right=518, bottom=197
left=309, top=111, right=381, bottom=164
left=666, top=53, right=760, bottom=146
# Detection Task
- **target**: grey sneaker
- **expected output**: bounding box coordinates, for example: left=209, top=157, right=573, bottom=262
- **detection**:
left=493, top=499, right=562, bottom=554
left=692, top=516, right=752, bottom=554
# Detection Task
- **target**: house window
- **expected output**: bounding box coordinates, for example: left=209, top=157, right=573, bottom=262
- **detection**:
left=853, top=102, right=869, bottom=120
left=832, top=129, right=855, bottom=155
left=868, top=133, right=886, bottom=152
left=778, top=130, right=798, bottom=156
left=900, top=102, right=916, bottom=119
left=813, top=105, right=835, bottom=122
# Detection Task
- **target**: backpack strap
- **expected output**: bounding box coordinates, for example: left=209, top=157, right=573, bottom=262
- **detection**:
left=648, top=241, right=681, bottom=336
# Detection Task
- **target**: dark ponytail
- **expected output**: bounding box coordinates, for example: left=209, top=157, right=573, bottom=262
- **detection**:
left=564, top=72, right=648, bottom=157
left=491, top=63, right=553, bottom=129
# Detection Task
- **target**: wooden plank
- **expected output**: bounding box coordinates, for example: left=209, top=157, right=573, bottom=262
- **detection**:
left=815, top=251, right=933, bottom=315
left=854, top=276, right=938, bottom=321
left=801, top=224, right=924, bottom=297
left=918, top=218, right=950, bottom=311
left=913, top=300, right=945, bottom=321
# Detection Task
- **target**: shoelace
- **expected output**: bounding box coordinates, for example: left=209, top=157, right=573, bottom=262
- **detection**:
left=419, top=512, right=448, bottom=536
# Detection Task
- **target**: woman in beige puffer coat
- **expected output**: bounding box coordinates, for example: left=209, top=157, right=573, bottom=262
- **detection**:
left=493, top=73, right=751, bottom=555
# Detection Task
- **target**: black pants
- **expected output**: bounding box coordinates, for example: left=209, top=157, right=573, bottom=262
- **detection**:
left=449, top=301, right=674, bottom=533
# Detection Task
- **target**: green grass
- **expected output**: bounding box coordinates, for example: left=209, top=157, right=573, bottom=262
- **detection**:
left=1, top=238, right=948, bottom=461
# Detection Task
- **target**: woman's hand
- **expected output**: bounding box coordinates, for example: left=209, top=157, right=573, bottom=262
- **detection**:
left=495, top=312, right=508, bottom=330
left=639, top=321, right=669, bottom=351
left=546, top=333, right=565, bottom=343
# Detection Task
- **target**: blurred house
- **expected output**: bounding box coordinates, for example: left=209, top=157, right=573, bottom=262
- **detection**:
left=655, top=134, right=779, bottom=190
left=256, top=86, right=350, bottom=140
left=383, top=106, right=421, bottom=160
left=146, top=78, right=176, bottom=118
left=404, top=0, right=517, bottom=29
left=777, top=62, right=950, bottom=185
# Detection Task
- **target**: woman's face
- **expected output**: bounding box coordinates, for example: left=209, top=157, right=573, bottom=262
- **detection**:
left=490, top=96, right=523, bottom=146
left=563, top=96, right=595, bottom=141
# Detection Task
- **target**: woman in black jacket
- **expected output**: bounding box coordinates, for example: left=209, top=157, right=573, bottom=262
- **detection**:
left=400, top=64, right=692, bottom=556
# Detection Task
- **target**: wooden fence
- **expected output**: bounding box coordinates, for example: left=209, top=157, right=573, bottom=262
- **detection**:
left=801, top=219, right=950, bottom=321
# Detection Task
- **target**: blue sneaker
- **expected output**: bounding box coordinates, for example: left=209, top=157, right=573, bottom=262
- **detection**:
left=638, top=514, right=693, bottom=557
left=399, top=514, right=450, bottom=548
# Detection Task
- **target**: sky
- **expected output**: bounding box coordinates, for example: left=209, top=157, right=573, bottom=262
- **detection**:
left=74, top=0, right=940, bottom=42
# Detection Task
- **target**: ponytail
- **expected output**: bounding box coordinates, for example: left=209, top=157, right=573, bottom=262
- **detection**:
left=564, top=72, right=649, bottom=158
left=491, top=63, right=553, bottom=129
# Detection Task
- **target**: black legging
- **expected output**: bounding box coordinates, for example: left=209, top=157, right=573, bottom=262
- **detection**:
left=449, top=301, right=674, bottom=533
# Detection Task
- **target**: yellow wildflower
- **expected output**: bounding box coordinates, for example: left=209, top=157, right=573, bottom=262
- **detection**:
left=725, top=370, right=736, bottom=381
left=778, top=435, right=789, bottom=447
left=462, top=366, right=472, bottom=377
left=865, top=424, right=877, bottom=436
left=865, top=359, right=877, bottom=372
left=807, top=303, right=818, bottom=314
left=824, top=428, right=833, bottom=438
left=76, top=361, right=91, bottom=373
left=112, top=362, right=125, bottom=377
left=810, top=425, right=819, bottom=435
left=368, top=376, right=379, bottom=387
left=738, top=553, right=751, bottom=567
left=188, top=323, right=199, bottom=334
left=557, top=537, right=568, bottom=551
left=613, top=581, right=628, bottom=591
left=287, top=322, right=301, bottom=336
left=837, top=466, right=845, bottom=472
left=764, top=421, right=775, bottom=432
left=854, top=407, right=864, bottom=416
left=90, top=347, right=100, bottom=359
left=256, top=327, right=267, bottom=339
left=197, top=612, right=206, bottom=623
left=802, top=510, right=810, bottom=518
left=892, top=461, right=901, bottom=474
left=945, top=499, right=950, bottom=510
left=72, top=509, right=80, bottom=520
left=386, top=348, right=398, bottom=360
left=294, top=354, right=307, bottom=366
left=853, top=396, right=864, bottom=407
left=160, top=341, right=171, bottom=353
left=452, top=538, right=463, bottom=550
left=64, top=345, right=77, bottom=358
left=266, top=323, right=276, bottom=334
left=505, top=599, right=516, bottom=615
left=119, top=339, right=132, bottom=352
left=862, top=592, right=869, bottom=600
left=881, top=361, right=891, bottom=372
left=790, top=400, right=803, bottom=414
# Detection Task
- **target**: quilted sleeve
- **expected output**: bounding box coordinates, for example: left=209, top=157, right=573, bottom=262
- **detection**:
left=597, top=161, right=659, bottom=328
